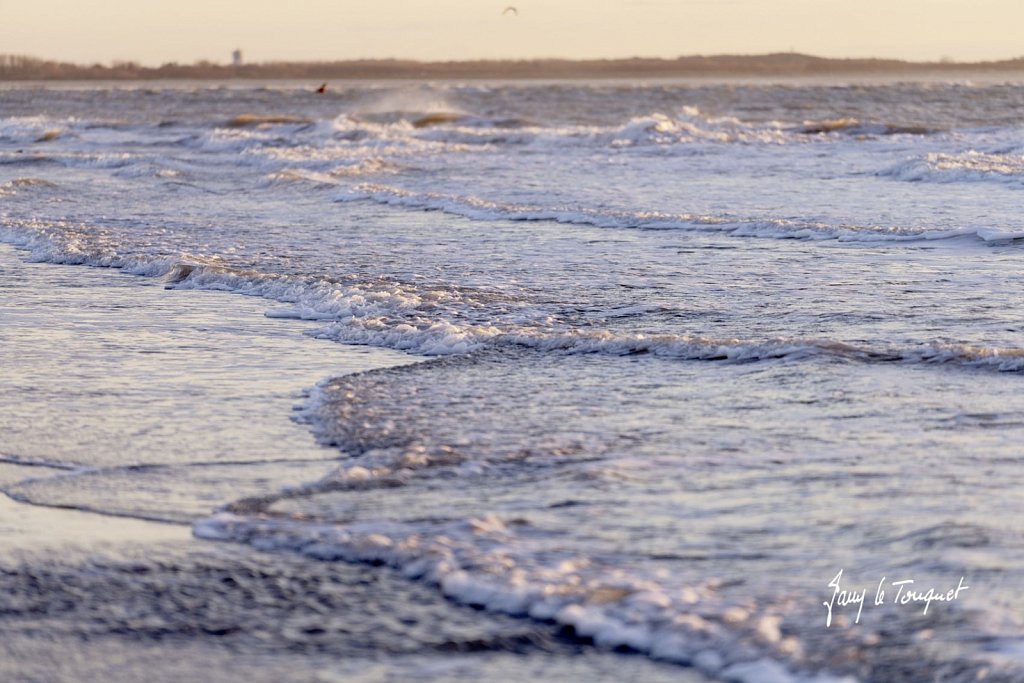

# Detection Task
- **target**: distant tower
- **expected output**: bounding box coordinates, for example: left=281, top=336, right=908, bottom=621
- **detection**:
left=232, top=49, right=243, bottom=66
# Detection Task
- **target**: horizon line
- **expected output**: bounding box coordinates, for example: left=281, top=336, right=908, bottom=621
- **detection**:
left=7, top=51, right=1024, bottom=67
left=4, top=52, right=1024, bottom=82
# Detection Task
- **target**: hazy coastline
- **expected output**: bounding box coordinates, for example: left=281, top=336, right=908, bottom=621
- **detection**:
left=3, top=52, right=1024, bottom=81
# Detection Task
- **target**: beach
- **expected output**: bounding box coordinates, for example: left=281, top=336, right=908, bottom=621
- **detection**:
left=0, top=244, right=702, bottom=683
left=2, top=78, right=1024, bottom=681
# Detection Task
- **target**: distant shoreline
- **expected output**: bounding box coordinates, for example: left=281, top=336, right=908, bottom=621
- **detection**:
left=3, top=52, right=1024, bottom=81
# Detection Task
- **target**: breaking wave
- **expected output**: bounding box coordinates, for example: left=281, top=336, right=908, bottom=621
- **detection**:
left=195, top=509, right=854, bottom=683
left=880, top=150, right=1024, bottom=186
left=3, top=220, right=1023, bottom=373
left=793, top=118, right=933, bottom=136
left=336, top=183, right=1023, bottom=243
left=0, top=177, right=58, bottom=195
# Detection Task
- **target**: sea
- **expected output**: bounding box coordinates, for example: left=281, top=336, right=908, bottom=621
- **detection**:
left=2, top=77, right=1024, bottom=682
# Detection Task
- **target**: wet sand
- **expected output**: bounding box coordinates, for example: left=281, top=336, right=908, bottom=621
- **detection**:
left=0, top=245, right=706, bottom=683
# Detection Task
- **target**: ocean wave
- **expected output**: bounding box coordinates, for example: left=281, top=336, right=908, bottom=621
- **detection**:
left=0, top=153, right=58, bottom=166
left=0, top=177, right=58, bottom=195
left=33, top=128, right=63, bottom=143
left=0, top=116, right=69, bottom=145
left=148, top=106, right=938, bottom=158
left=338, top=183, right=1021, bottom=243
left=193, top=380, right=1014, bottom=682
left=0, top=150, right=138, bottom=170
left=880, top=150, right=1024, bottom=185
left=794, top=118, right=933, bottom=136
left=63, top=152, right=140, bottom=169
left=394, top=108, right=795, bottom=148
left=0, top=108, right=946, bottom=195
left=196, top=510, right=853, bottom=683
left=264, top=158, right=403, bottom=186
left=225, top=113, right=313, bottom=128
left=180, top=117, right=475, bottom=174
left=4, top=219, right=1023, bottom=375
left=190, top=341, right=1017, bottom=683
left=195, top=127, right=301, bottom=154
left=0, top=115, right=133, bottom=145
left=311, top=319, right=1024, bottom=372
left=343, top=107, right=935, bottom=149
left=112, top=165, right=184, bottom=179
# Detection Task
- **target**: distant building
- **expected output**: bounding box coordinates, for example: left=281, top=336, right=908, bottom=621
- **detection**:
left=232, top=49, right=243, bottom=66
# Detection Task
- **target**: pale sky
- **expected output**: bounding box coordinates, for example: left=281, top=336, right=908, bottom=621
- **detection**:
left=2, top=0, right=1022, bottom=65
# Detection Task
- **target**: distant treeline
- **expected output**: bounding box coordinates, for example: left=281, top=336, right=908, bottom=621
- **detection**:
left=3, top=53, right=1024, bottom=80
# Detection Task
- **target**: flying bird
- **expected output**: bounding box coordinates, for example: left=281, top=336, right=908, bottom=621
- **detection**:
left=502, top=6, right=518, bottom=16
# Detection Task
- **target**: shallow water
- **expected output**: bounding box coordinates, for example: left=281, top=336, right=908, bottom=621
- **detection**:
left=2, top=79, right=1024, bottom=682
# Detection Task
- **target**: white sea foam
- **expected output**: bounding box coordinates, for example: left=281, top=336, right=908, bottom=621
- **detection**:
left=359, top=108, right=797, bottom=149
left=194, top=511, right=855, bottom=683
left=0, top=115, right=72, bottom=145
left=880, top=150, right=1024, bottom=185
left=344, top=107, right=930, bottom=150
left=3, top=219, right=1022, bottom=373
left=335, top=183, right=994, bottom=243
